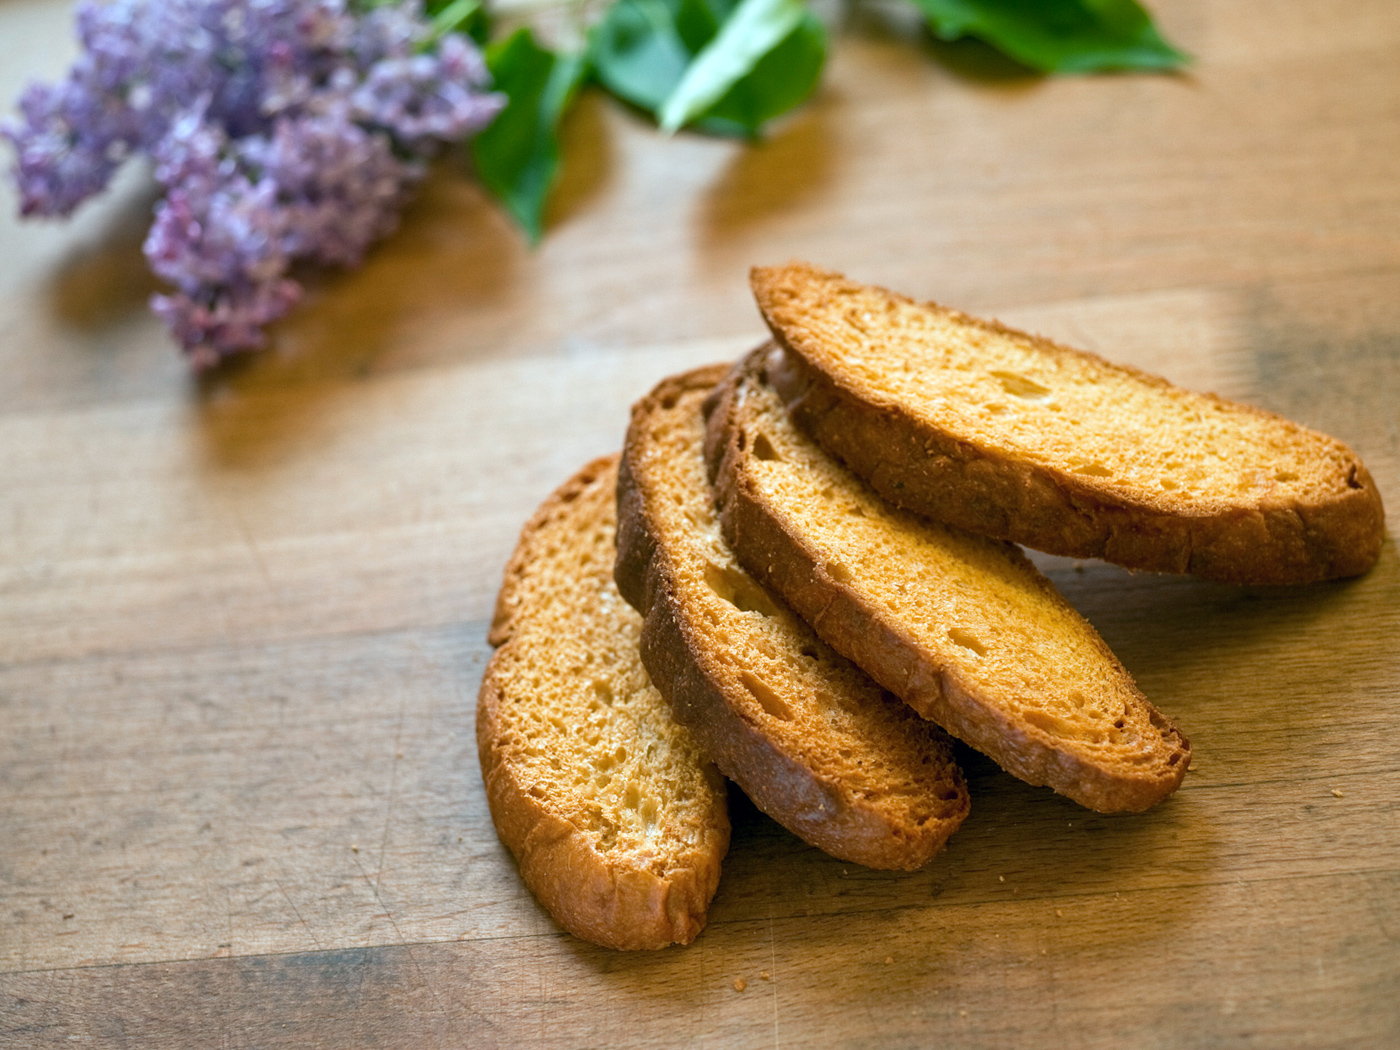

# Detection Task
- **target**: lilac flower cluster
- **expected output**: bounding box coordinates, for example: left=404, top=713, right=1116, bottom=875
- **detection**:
left=3, top=0, right=503, bottom=365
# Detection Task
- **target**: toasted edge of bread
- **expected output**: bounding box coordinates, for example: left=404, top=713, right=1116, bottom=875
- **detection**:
left=479, top=455, right=730, bottom=949
left=752, top=262, right=1385, bottom=585
left=616, top=365, right=970, bottom=870
left=705, top=347, right=1191, bottom=813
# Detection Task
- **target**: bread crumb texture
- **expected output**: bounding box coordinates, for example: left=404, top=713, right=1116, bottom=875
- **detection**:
left=758, top=263, right=1364, bottom=506
left=636, top=375, right=969, bottom=808
left=479, top=456, right=728, bottom=950
left=621, top=368, right=969, bottom=868
left=710, top=351, right=1190, bottom=812
left=753, top=263, right=1384, bottom=583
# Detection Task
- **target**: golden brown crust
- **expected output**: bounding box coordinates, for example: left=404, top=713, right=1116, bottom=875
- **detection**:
left=479, top=456, right=729, bottom=950
left=706, top=349, right=1190, bottom=813
left=617, top=366, right=969, bottom=869
left=752, top=262, right=1385, bottom=585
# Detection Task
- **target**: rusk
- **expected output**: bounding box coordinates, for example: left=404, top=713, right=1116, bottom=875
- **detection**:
left=479, top=456, right=730, bottom=950
left=752, top=262, right=1385, bottom=585
left=617, top=366, right=970, bottom=870
left=705, top=347, right=1191, bottom=813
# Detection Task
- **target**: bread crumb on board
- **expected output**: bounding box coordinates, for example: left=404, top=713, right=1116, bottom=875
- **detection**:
left=759, top=970, right=772, bottom=981
left=1332, top=788, right=1344, bottom=798
left=733, top=977, right=747, bottom=992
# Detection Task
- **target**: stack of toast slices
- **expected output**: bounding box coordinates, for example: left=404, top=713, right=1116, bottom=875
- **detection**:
left=479, top=262, right=1386, bottom=950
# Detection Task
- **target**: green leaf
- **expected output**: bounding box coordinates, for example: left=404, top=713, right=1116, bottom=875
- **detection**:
left=471, top=29, right=588, bottom=243
left=589, top=0, right=825, bottom=137
left=425, top=0, right=487, bottom=45
left=659, top=0, right=804, bottom=133
left=589, top=0, right=696, bottom=114
left=907, top=0, right=1188, bottom=73
left=699, top=12, right=824, bottom=134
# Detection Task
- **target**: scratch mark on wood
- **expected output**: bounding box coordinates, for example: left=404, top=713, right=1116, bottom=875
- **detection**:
left=349, top=849, right=451, bottom=1032
left=769, top=916, right=780, bottom=1050
left=375, top=687, right=408, bottom=897
left=270, top=872, right=323, bottom=952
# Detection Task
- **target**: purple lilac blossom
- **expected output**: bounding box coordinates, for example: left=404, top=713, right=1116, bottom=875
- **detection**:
left=2, top=0, right=503, bottom=364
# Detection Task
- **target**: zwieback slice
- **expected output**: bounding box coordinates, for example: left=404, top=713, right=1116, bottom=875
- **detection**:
left=751, top=262, right=1385, bottom=584
left=705, top=347, right=1191, bottom=813
left=616, top=365, right=969, bottom=870
left=479, top=455, right=730, bottom=950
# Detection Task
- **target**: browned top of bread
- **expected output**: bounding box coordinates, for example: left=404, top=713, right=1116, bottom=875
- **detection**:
left=706, top=347, right=1191, bottom=813
left=616, top=366, right=969, bottom=870
left=752, top=262, right=1385, bottom=584
left=479, top=456, right=729, bottom=950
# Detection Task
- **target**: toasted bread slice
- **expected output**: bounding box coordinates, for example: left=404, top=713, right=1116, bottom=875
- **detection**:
left=479, top=456, right=730, bottom=950
left=616, top=366, right=970, bottom=870
left=705, top=348, right=1191, bottom=813
left=751, top=262, right=1384, bottom=584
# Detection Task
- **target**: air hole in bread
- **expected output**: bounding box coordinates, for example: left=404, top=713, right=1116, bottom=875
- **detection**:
left=843, top=307, right=874, bottom=335
left=947, top=627, right=987, bottom=657
left=825, top=560, right=853, bottom=584
left=800, top=646, right=820, bottom=660
left=1167, top=752, right=1182, bottom=765
left=990, top=370, right=1051, bottom=400
left=740, top=671, right=794, bottom=721
left=752, top=432, right=780, bottom=461
left=703, top=561, right=782, bottom=617
left=1073, top=462, right=1113, bottom=477
left=1347, top=466, right=1362, bottom=489
left=1160, top=478, right=1179, bottom=490
left=1023, top=710, right=1066, bottom=736
left=1274, top=470, right=1298, bottom=482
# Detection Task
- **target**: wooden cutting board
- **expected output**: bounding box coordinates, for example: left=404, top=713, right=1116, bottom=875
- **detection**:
left=2, top=1, right=1397, bottom=1046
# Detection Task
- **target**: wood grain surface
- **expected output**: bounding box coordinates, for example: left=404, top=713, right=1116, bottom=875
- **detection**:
left=2, top=0, right=1398, bottom=1046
